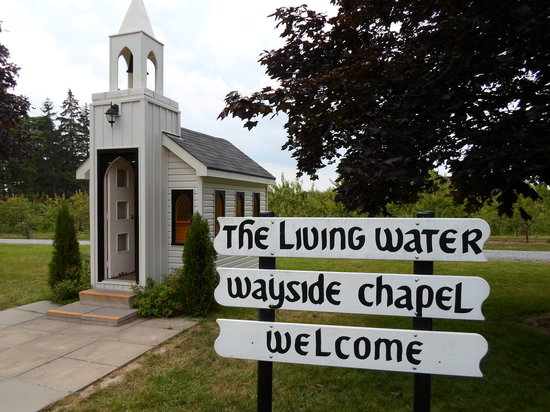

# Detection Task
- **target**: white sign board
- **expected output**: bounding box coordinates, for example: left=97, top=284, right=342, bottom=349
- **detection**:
left=215, top=268, right=490, bottom=320
left=214, top=217, right=490, bottom=261
left=215, top=320, right=488, bottom=377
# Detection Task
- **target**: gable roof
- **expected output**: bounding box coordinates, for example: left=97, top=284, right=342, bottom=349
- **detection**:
left=166, top=127, right=275, bottom=181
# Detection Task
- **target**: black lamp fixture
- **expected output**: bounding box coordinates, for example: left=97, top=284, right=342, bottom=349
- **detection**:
left=105, top=102, right=120, bottom=127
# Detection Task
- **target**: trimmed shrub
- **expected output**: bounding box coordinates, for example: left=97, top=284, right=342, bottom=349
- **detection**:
left=48, top=202, right=83, bottom=302
left=132, top=273, right=183, bottom=318
left=180, top=212, right=218, bottom=316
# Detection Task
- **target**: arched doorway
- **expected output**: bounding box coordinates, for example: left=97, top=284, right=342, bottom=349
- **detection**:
left=97, top=149, right=139, bottom=283
left=104, top=157, right=136, bottom=280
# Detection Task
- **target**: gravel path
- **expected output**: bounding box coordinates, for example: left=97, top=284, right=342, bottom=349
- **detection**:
left=484, top=249, right=550, bottom=262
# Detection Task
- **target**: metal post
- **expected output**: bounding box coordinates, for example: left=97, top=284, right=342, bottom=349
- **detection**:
left=413, top=211, right=434, bottom=412
left=258, top=211, right=276, bottom=412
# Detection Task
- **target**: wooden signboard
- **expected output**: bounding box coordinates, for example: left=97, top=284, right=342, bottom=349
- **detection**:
left=214, top=217, right=490, bottom=261
left=215, top=268, right=490, bottom=320
left=215, top=319, right=488, bottom=378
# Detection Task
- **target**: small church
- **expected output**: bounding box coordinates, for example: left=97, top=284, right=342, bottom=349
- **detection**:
left=76, top=0, right=275, bottom=293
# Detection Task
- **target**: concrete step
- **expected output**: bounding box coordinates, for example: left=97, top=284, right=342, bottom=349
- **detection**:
left=46, top=302, right=139, bottom=327
left=79, top=288, right=135, bottom=309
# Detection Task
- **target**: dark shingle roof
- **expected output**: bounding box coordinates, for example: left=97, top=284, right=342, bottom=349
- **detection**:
left=166, top=127, right=275, bottom=180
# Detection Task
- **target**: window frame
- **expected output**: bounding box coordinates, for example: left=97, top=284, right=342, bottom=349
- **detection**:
left=215, top=190, right=226, bottom=235
left=253, top=192, right=261, bottom=217
left=171, top=189, right=194, bottom=245
left=236, top=192, right=245, bottom=217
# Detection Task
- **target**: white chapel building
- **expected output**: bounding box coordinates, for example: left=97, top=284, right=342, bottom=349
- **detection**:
left=77, top=0, right=275, bottom=292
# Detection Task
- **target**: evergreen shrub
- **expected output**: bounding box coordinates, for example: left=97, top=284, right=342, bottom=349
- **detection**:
left=180, top=212, right=218, bottom=316
left=48, top=202, right=86, bottom=302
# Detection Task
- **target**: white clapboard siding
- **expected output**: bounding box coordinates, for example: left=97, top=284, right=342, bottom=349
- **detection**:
left=166, top=151, right=201, bottom=269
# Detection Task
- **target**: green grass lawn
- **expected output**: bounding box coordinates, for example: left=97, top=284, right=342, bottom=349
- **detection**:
left=46, top=257, right=550, bottom=412
left=0, top=244, right=89, bottom=310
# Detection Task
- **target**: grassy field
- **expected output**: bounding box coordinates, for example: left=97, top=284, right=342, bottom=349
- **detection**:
left=0, top=244, right=89, bottom=310
left=43, top=257, right=550, bottom=412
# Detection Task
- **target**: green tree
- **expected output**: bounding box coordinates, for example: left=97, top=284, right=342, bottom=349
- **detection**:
left=220, top=1, right=549, bottom=217
left=48, top=202, right=81, bottom=288
left=0, top=196, right=37, bottom=238
left=0, top=22, right=30, bottom=163
left=180, top=212, right=218, bottom=316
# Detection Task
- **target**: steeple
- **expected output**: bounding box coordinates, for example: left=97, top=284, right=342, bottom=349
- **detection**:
left=108, top=0, right=164, bottom=94
left=119, top=0, right=155, bottom=38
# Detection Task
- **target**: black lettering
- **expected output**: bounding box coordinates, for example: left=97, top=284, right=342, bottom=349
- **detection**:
left=462, top=229, right=483, bottom=254
left=303, top=227, right=319, bottom=250
left=227, top=277, right=251, bottom=299
left=375, top=228, right=403, bottom=252
left=268, top=278, right=285, bottom=309
left=374, top=338, right=403, bottom=362
left=394, top=286, right=414, bottom=311
left=435, top=286, right=453, bottom=311
left=286, top=281, right=300, bottom=302
left=252, top=279, right=267, bottom=301
left=376, top=276, right=393, bottom=306
left=406, top=341, right=423, bottom=365
left=329, top=227, right=346, bottom=250
left=335, top=336, right=350, bottom=359
left=222, top=225, right=237, bottom=249
left=416, top=285, right=434, bottom=317
left=404, top=229, right=423, bottom=253
left=439, top=229, right=457, bottom=253
left=279, top=221, right=294, bottom=249
left=454, top=282, right=473, bottom=314
left=295, top=333, right=310, bottom=356
left=358, top=283, right=374, bottom=307
left=315, top=328, right=331, bottom=357
left=326, top=281, right=341, bottom=305
left=255, top=227, right=269, bottom=250
left=267, top=331, right=291, bottom=353
left=354, top=337, right=371, bottom=360
left=238, top=219, right=255, bottom=249
left=421, top=229, right=439, bottom=253
left=348, top=227, right=365, bottom=250
left=308, top=273, right=324, bottom=304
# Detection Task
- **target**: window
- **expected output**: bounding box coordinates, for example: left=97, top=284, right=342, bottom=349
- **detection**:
left=253, top=193, right=261, bottom=217
left=117, top=168, right=127, bottom=187
left=172, top=190, right=193, bottom=245
left=236, top=192, right=245, bottom=217
left=117, top=233, right=129, bottom=252
left=117, top=201, right=128, bottom=220
left=215, top=190, right=225, bottom=235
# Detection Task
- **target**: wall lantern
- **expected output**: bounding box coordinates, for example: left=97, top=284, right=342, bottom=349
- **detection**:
left=105, top=103, right=120, bottom=127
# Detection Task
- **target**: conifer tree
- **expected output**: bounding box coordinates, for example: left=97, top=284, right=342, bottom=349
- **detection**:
left=48, top=202, right=81, bottom=288
left=180, top=212, right=218, bottom=316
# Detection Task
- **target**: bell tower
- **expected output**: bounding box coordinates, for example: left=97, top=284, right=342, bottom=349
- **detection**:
left=88, top=0, right=180, bottom=290
left=109, top=0, right=164, bottom=94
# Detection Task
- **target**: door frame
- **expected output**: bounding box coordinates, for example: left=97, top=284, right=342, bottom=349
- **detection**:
left=97, top=148, right=139, bottom=283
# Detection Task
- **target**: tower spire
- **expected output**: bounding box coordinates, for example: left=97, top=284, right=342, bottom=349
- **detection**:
left=119, top=0, right=155, bottom=38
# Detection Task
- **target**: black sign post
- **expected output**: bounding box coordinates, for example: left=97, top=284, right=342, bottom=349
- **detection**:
left=257, top=212, right=276, bottom=412
left=413, top=211, right=435, bottom=412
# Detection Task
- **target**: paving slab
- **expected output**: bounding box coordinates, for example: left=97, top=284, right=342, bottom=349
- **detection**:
left=0, top=327, right=50, bottom=347
left=0, top=378, right=69, bottom=412
left=0, top=309, right=44, bottom=327
left=16, top=301, right=62, bottom=314
left=19, top=333, right=98, bottom=356
left=0, top=347, right=58, bottom=379
left=139, top=317, right=197, bottom=330
left=65, top=339, right=153, bottom=367
left=112, top=324, right=182, bottom=346
left=17, top=317, right=75, bottom=333
left=18, top=357, right=116, bottom=393
left=57, top=322, right=120, bottom=338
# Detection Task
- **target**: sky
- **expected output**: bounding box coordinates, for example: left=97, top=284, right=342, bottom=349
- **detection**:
left=2, top=0, right=339, bottom=190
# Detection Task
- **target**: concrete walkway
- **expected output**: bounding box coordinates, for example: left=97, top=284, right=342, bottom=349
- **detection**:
left=0, top=301, right=196, bottom=412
